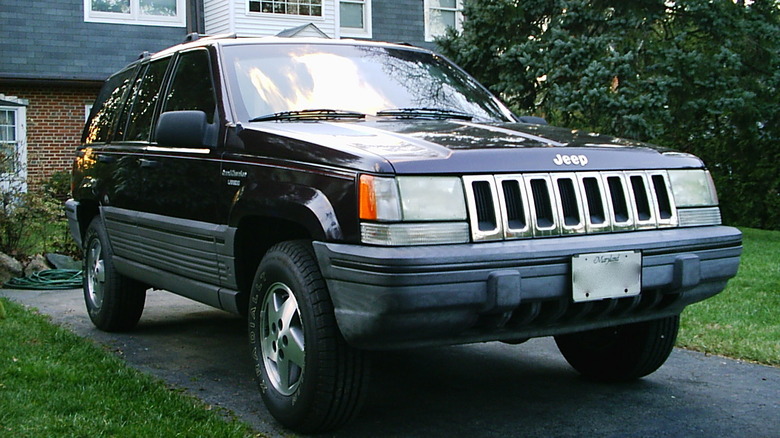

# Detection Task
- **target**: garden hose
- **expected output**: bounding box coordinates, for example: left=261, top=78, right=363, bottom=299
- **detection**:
left=3, top=269, right=83, bottom=290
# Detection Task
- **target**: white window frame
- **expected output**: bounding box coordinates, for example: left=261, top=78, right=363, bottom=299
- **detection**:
left=84, top=0, right=186, bottom=27
left=246, top=0, right=325, bottom=18
left=338, top=0, right=372, bottom=38
left=424, top=0, right=463, bottom=42
left=0, top=104, right=27, bottom=193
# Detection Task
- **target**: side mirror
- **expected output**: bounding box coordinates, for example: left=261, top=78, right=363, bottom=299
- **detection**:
left=155, top=110, right=214, bottom=148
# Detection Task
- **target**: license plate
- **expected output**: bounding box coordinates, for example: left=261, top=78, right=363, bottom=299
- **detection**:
left=572, top=251, right=641, bottom=303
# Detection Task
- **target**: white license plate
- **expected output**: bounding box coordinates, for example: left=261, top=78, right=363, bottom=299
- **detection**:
left=572, top=251, right=641, bottom=303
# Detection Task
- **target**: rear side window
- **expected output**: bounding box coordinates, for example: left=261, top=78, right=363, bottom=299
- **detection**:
left=84, top=67, right=137, bottom=144
left=119, top=57, right=172, bottom=142
left=162, top=50, right=216, bottom=122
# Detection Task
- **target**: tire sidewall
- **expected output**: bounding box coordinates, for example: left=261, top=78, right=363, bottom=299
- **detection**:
left=248, top=247, right=325, bottom=427
left=83, top=217, right=113, bottom=326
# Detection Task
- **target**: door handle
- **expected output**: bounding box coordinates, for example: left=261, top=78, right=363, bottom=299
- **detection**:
left=139, top=158, right=161, bottom=169
left=96, top=154, right=116, bottom=164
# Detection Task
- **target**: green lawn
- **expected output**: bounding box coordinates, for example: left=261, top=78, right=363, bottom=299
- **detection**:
left=678, top=227, right=780, bottom=365
left=0, top=299, right=255, bottom=437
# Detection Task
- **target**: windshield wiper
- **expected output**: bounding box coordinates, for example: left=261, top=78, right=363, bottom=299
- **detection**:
left=375, top=107, right=474, bottom=121
left=249, top=109, right=366, bottom=122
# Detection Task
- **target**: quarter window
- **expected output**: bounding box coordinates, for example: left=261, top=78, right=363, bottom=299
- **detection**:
left=248, top=0, right=323, bottom=16
left=425, top=0, right=463, bottom=42
left=84, top=0, right=186, bottom=27
left=84, top=67, right=137, bottom=144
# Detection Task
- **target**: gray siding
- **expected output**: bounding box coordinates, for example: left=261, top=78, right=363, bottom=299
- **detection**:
left=371, top=0, right=434, bottom=50
left=0, top=0, right=188, bottom=82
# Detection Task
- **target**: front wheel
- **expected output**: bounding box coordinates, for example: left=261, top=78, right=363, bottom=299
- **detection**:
left=248, top=241, right=368, bottom=434
left=554, top=315, right=679, bottom=382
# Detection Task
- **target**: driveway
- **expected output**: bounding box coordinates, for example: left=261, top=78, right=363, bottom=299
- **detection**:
left=1, top=287, right=778, bottom=437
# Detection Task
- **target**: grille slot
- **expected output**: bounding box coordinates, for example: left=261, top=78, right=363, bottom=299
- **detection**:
left=530, top=179, right=555, bottom=229
left=502, top=180, right=526, bottom=230
left=466, top=171, right=680, bottom=241
left=558, top=178, right=580, bottom=226
left=607, top=175, right=631, bottom=224
left=473, top=181, right=497, bottom=231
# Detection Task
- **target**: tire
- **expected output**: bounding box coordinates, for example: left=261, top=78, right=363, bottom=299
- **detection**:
left=248, top=240, right=368, bottom=434
left=554, top=315, right=680, bottom=382
left=83, top=217, right=146, bottom=331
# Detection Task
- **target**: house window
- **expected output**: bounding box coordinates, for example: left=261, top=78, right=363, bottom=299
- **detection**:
left=425, top=0, right=463, bottom=42
left=84, top=0, right=186, bottom=27
left=248, top=0, right=323, bottom=17
left=0, top=104, right=27, bottom=191
left=340, top=0, right=371, bottom=37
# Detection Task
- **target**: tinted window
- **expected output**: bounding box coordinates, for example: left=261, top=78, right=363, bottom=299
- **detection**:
left=221, top=44, right=513, bottom=123
left=120, top=58, right=171, bottom=142
left=84, top=67, right=137, bottom=144
left=162, top=50, right=216, bottom=122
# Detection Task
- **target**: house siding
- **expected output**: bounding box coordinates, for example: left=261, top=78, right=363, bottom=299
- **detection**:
left=204, top=0, right=337, bottom=38
left=0, top=0, right=188, bottom=82
left=204, top=0, right=232, bottom=35
left=371, top=0, right=431, bottom=49
left=0, top=85, right=99, bottom=190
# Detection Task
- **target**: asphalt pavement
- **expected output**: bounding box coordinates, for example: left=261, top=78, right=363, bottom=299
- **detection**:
left=1, top=287, right=778, bottom=437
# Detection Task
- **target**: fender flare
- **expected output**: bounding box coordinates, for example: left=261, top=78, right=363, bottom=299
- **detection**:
left=228, top=182, right=343, bottom=241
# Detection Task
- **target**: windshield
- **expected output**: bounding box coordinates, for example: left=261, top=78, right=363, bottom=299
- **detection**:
left=221, top=43, right=514, bottom=123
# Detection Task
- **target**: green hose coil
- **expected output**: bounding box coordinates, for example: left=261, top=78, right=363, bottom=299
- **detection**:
left=3, top=269, right=83, bottom=290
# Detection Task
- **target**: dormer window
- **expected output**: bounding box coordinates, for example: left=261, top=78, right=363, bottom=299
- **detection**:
left=248, top=0, right=323, bottom=17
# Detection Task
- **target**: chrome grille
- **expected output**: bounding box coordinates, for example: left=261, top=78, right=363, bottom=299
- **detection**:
left=464, top=171, right=679, bottom=241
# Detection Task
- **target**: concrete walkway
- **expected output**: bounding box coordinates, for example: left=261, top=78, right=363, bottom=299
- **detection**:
left=2, top=287, right=778, bottom=437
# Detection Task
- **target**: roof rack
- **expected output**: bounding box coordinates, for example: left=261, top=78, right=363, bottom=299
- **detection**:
left=137, top=51, right=151, bottom=60
left=182, top=33, right=238, bottom=44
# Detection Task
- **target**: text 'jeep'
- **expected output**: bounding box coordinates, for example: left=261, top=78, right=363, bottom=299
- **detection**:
left=66, top=36, right=742, bottom=433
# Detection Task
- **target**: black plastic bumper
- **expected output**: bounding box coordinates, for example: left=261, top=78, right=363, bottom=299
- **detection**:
left=313, top=226, right=742, bottom=350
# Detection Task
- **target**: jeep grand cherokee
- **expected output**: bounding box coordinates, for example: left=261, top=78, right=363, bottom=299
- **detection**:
left=66, top=35, right=742, bottom=433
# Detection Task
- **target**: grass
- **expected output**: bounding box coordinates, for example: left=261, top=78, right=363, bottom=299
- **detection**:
left=0, top=298, right=256, bottom=438
left=678, top=227, right=780, bottom=366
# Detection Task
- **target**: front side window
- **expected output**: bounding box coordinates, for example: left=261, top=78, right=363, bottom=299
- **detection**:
left=248, top=0, right=322, bottom=16
left=340, top=0, right=371, bottom=37
left=162, top=50, right=217, bottom=123
left=425, top=0, right=463, bottom=42
left=222, top=43, right=513, bottom=123
left=84, top=0, right=185, bottom=26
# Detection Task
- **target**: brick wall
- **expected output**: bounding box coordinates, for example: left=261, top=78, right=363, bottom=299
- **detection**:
left=1, top=85, right=99, bottom=191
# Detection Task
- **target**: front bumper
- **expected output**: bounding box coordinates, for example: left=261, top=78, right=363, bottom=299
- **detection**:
left=313, top=226, right=742, bottom=350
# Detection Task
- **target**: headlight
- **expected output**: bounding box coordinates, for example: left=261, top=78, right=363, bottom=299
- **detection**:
left=668, top=169, right=719, bottom=207
left=359, top=175, right=469, bottom=245
left=397, top=176, right=467, bottom=220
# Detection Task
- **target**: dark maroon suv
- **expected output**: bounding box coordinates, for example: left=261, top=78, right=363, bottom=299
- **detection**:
left=66, top=35, right=742, bottom=433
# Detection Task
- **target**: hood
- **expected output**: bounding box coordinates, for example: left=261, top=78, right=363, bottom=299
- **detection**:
left=238, top=119, right=704, bottom=174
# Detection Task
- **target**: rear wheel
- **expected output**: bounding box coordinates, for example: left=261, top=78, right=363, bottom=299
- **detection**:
left=554, top=315, right=679, bottom=382
left=248, top=240, right=368, bottom=433
left=83, top=217, right=146, bottom=331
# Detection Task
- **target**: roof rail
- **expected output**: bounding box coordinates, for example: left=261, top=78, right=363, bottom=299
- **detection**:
left=183, top=32, right=238, bottom=44
left=137, top=51, right=151, bottom=60
left=184, top=32, right=201, bottom=43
